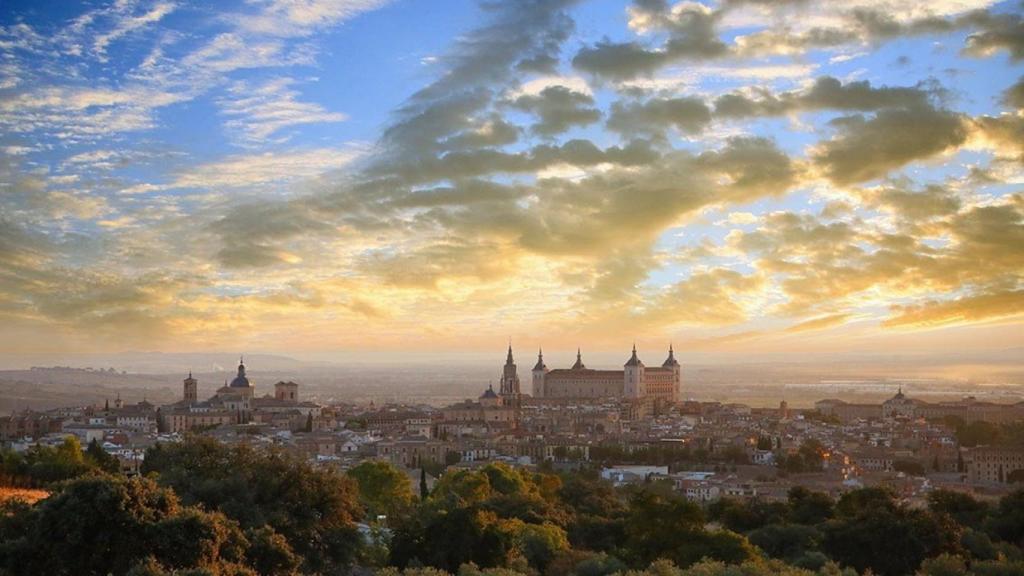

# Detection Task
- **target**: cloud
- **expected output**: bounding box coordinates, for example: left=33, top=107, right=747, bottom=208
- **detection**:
left=812, top=104, right=968, bottom=185
left=714, top=76, right=936, bottom=118
left=379, top=1, right=576, bottom=159
left=3, top=0, right=1022, bottom=353
left=970, top=113, right=1024, bottom=163
left=695, top=136, right=796, bottom=200
left=606, top=96, right=712, bottom=136
left=439, top=115, right=521, bottom=151
left=211, top=200, right=334, bottom=268
left=645, top=268, right=766, bottom=327
left=359, top=240, right=516, bottom=289
left=715, top=195, right=1024, bottom=330
left=884, top=289, right=1024, bottom=328
left=233, top=0, right=392, bottom=38
left=93, top=1, right=177, bottom=61
left=572, top=2, right=727, bottom=80
left=171, top=147, right=364, bottom=190
left=574, top=3, right=1011, bottom=81
left=1003, top=76, right=1024, bottom=110
left=510, top=85, right=601, bottom=136
left=0, top=86, right=189, bottom=141
left=783, top=313, right=853, bottom=333
left=732, top=7, right=962, bottom=58
left=219, top=78, right=348, bottom=144
left=962, top=10, right=1024, bottom=61
left=858, top=183, right=962, bottom=219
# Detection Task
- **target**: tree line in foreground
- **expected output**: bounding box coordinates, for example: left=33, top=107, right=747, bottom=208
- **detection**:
left=0, top=436, right=1023, bottom=576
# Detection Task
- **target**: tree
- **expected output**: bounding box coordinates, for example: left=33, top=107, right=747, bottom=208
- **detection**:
left=989, top=489, right=1024, bottom=547
left=85, top=438, right=121, bottom=474
left=514, top=522, right=569, bottom=570
left=623, top=488, right=755, bottom=568
left=246, top=525, right=300, bottom=576
left=142, top=436, right=362, bottom=573
left=388, top=464, right=568, bottom=573
left=918, top=553, right=968, bottom=576
left=787, top=487, right=834, bottom=525
left=822, top=489, right=961, bottom=575
left=420, top=468, right=429, bottom=501
left=0, top=474, right=250, bottom=576
left=747, top=523, right=822, bottom=563
left=708, top=497, right=788, bottom=533
left=558, top=473, right=626, bottom=553
left=927, top=490, right=988, bottom=530
left=349, top=460, right=415, bottom=522
left=543, top=549, right=626, bottom=576
left=3, top=436, right=94, bottom=485
left=834, top=487, right=897, bottom=518
left=390, top=507, right=515, bottom=572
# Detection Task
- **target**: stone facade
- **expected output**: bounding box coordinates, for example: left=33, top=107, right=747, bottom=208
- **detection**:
left=531, top=345, right=680, bottom=402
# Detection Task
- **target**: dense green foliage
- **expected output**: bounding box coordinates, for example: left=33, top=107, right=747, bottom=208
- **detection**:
left=0, top=475, right=252, bottom=576
left=141, top=436, right=363, bottom=573
left=349, top=460, right=416, bottom=523
left=0, top=437, right=116, bottom=486
left=3, top=437, right=1024, bottom=576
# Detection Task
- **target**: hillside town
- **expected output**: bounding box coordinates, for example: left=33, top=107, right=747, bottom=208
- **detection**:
left=3, top=348, right=1023, bottom=505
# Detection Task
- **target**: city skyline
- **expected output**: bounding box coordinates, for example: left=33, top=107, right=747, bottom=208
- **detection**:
left=1, top=0, right=1022, bottom=359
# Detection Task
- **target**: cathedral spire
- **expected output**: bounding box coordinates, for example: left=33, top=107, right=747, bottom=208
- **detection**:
left=500, top=345, right=520, bottom=397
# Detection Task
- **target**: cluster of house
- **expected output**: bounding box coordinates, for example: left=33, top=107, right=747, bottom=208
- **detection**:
left=2, top=352, right=1023, bottom=501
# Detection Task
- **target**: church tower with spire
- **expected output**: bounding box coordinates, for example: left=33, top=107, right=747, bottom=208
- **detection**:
left=183, top=371, right=198, bottom=404
left=662, top=344, right=681, bottom=402
left=531, top=348, right=548, bottom=398
left=624, top=344, right=645, bottom=399
left=499, top=345, right=521, bottom=402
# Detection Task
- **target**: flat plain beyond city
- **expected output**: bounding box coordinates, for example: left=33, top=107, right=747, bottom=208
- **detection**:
left=1, top=0, right=1023, bottom=575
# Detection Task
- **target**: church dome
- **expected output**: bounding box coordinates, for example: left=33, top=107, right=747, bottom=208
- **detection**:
left=230, top=358, right=251, bottom=388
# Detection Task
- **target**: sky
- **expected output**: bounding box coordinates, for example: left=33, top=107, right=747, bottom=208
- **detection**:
left=0, top=0, right=1022, bottom=363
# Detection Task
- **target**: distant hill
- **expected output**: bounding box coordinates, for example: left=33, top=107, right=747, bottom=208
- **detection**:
left=0, top=368, right=178, bottom=414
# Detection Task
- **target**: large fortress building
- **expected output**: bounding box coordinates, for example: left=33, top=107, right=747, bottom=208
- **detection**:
left=528, top=345, right=681, bottom=402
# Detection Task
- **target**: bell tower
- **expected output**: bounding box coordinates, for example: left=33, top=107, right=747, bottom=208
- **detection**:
left=662, top=344, right=681, bottom=402
left=532, top=348, right=548, bottom=398
left=500, top=345, right=521, bottom=399
left=183, top=371, right=198, bottom=404
left=624, top=344, right=645, bottom=399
